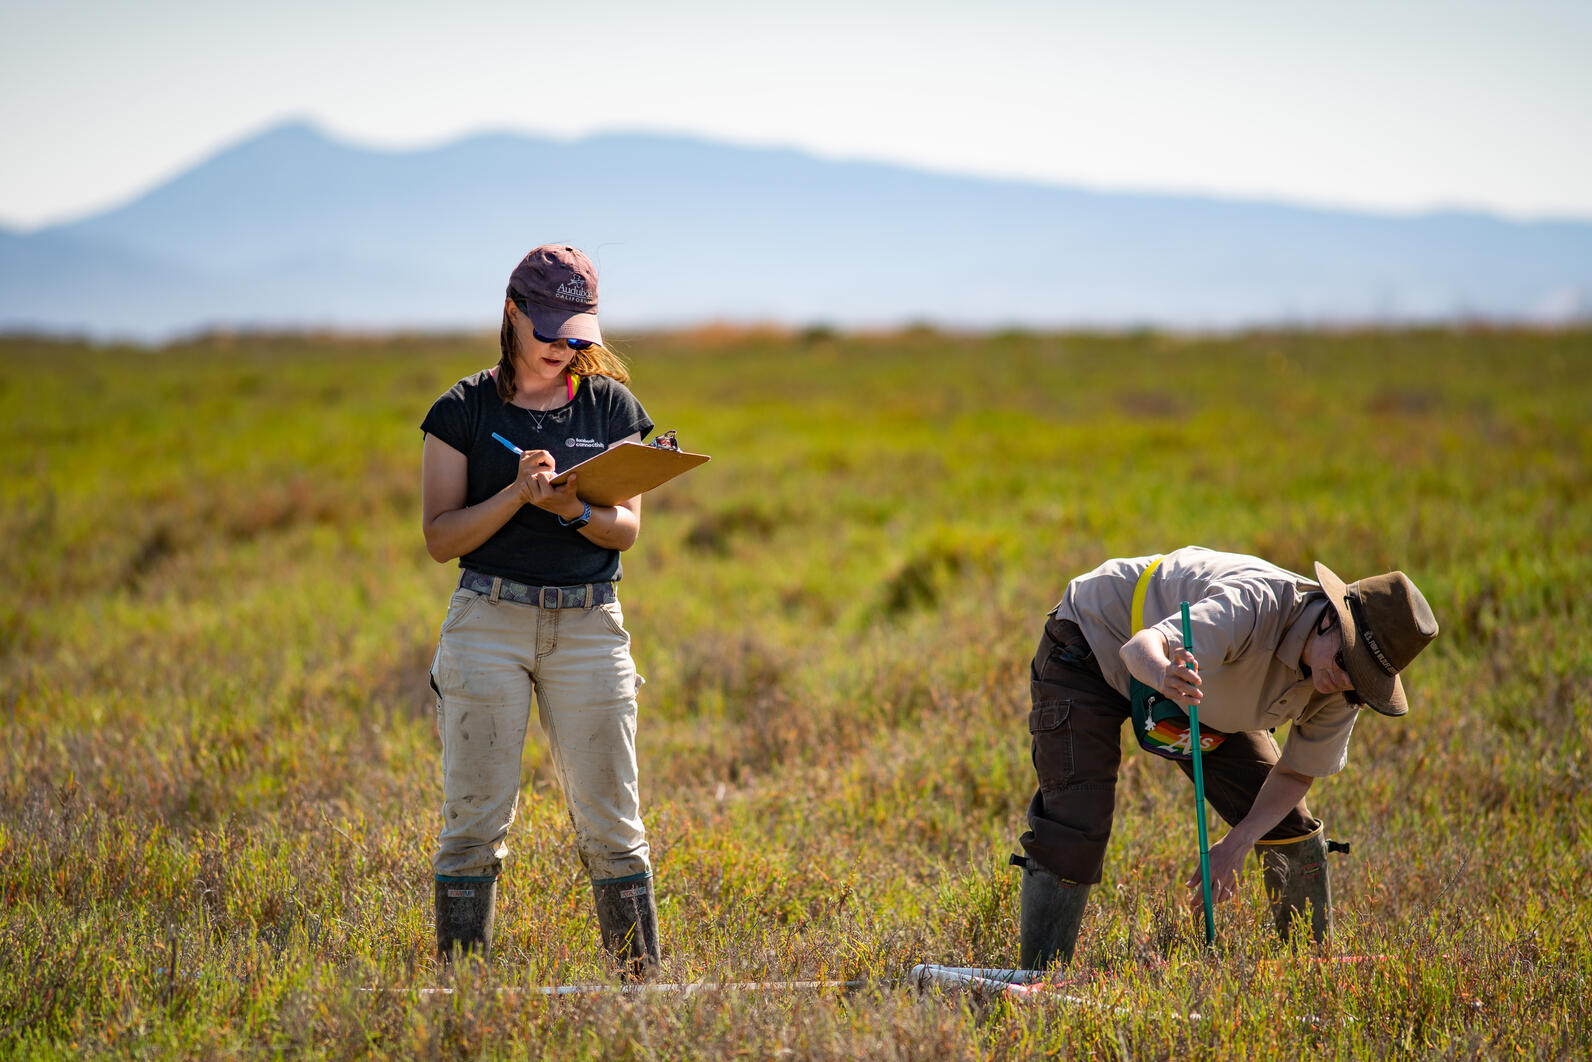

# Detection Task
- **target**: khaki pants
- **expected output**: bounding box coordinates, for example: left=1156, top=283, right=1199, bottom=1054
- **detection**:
left=1019, top=615, right=1319, bottom=883
left=430, top=584, right=649, bottom=884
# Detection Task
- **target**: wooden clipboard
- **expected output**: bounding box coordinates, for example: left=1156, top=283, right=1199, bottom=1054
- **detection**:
left=550, top=442, right=710, bottom=506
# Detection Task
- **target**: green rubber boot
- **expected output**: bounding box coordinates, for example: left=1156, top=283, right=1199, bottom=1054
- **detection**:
left=592, top=875, right=661, bottom=981
left=1259, top=828, right=1332, bottom=946
left=435, top=878, right=497, bottom=962
left=1014, top=855, right=1091, bottom=972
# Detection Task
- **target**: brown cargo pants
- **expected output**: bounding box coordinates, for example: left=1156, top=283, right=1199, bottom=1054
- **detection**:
left=1018, top=613, right=1320, bottom=884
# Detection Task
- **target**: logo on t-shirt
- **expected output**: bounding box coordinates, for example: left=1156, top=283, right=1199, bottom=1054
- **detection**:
left=566, top=437, right=604, bottom=449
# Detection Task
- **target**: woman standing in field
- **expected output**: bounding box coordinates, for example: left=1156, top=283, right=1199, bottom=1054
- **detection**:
left=420, top=244, right=659, bottom=977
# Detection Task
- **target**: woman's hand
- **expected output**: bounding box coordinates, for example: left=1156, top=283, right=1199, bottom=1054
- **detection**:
left=513, top=448, right=556, bottom=489
left=515, top=451, right=585, bottom=521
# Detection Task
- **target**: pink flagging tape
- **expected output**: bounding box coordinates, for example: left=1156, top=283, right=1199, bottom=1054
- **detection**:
left=910, top=966, right=1099, bottom=1007
left=1256, top=954, right=1395, bottom=966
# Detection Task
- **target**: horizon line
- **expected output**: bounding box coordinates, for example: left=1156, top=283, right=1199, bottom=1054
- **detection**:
left=6, top=116, right=1592, bottom=234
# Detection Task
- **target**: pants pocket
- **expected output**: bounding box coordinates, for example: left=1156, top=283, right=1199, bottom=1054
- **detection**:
left=439, top=588, right=482, bottom=635
left=1034, top=620, right=1095, bottom=688
left=1029, top=700, right=1068, bottom=734
left=1030, top=697, right=1075, bottom=787
left=430, top=644, right=444, bottom=733
left=596, top=600, right=628, bottom=639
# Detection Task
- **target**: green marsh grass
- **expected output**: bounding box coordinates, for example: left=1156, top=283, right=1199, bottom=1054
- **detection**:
left=2, top=327, right=1589, bottom=1058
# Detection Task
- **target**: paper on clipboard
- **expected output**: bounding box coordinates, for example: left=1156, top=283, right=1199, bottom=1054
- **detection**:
left=550, top=441, right=710, bottom=506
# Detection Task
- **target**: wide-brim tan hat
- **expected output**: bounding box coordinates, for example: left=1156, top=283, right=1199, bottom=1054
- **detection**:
left=1314, top=562, right=1439, bottom=717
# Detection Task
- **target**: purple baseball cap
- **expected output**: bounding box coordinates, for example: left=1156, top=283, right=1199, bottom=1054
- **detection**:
left=506, top=244, right=603, bottom=345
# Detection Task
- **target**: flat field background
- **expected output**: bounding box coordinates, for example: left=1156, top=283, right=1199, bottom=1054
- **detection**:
left=2, top=327, right=1589, bottom=1059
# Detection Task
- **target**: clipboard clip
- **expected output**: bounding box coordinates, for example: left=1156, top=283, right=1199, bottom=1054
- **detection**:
left=649, top=429, right=681, bottom=452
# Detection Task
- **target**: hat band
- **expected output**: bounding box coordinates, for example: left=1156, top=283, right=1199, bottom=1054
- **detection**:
left=1346, top=593, right=1398, bottom=676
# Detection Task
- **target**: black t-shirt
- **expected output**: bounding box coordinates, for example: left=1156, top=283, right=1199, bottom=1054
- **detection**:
left=421, top=368, right=653, bottom=586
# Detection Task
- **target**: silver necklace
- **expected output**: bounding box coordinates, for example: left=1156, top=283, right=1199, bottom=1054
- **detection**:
left=520, top=404, right=552, bottom=433
left=516, top=375, right=571, bottom=434
left=517, top=394, right=566, bottom=434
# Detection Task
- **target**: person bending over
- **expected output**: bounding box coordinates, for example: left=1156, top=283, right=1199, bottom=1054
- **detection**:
left=1015, top=545, right=1438, bottom=970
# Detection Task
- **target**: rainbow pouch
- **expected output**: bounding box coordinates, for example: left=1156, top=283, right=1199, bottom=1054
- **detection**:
left=1130, top=678, right=1227, bottom=761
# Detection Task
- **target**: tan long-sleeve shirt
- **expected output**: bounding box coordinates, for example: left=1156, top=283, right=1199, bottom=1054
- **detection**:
left=1053, top=545, right=1360, bottom=776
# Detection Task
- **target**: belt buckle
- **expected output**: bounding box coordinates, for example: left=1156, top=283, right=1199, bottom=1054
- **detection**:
left=539, top=586, right=560, bottom=609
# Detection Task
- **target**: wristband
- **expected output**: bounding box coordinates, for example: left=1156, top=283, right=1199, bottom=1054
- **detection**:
left=558, top=501, right=593, bottom=530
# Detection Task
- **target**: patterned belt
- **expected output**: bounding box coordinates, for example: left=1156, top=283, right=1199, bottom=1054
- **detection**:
left=459, top=570, right=617, bottom=609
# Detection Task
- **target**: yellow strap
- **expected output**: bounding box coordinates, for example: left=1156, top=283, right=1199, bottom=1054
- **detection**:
left=1130, top=555, right=1166, bottom=633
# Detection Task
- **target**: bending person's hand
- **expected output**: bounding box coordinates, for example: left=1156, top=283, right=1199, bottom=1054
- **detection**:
left=1120, top=629, right=1203, bottom=709
left=1185, top=833, right=1248, bottom=910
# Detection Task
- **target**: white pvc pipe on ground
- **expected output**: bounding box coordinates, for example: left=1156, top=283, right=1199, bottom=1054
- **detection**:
left=380, top=979, right=869, bottom=997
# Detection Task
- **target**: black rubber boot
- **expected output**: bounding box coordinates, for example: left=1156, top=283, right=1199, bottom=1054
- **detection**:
left=1259, top=828, right=1332, bottom=946
left=435, top=878, right=497, bottom=962
left=592, top=875, right=660, bottom=980
left=1014, top=855, right=1091, bottom=972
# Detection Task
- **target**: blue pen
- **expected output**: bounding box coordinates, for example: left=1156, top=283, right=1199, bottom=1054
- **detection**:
left=492, top=432, right=523, bottom=455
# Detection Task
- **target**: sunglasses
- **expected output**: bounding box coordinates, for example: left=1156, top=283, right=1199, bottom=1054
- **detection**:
left=533, top=329, right=594, bottom=351
left=1317, top=609, right=1365, bottom=706
left=511, top=298, right=595, bottom=349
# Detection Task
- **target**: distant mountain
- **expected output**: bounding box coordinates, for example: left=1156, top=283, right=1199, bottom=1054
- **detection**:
left=3, top=120, right=1590, bottom=339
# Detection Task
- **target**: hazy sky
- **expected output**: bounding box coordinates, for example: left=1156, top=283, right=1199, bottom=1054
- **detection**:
left=2, top=0, right=1589, bottom=229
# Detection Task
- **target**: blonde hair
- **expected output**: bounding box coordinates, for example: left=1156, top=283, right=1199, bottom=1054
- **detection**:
left=495, top=302, right=630, bottom=403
